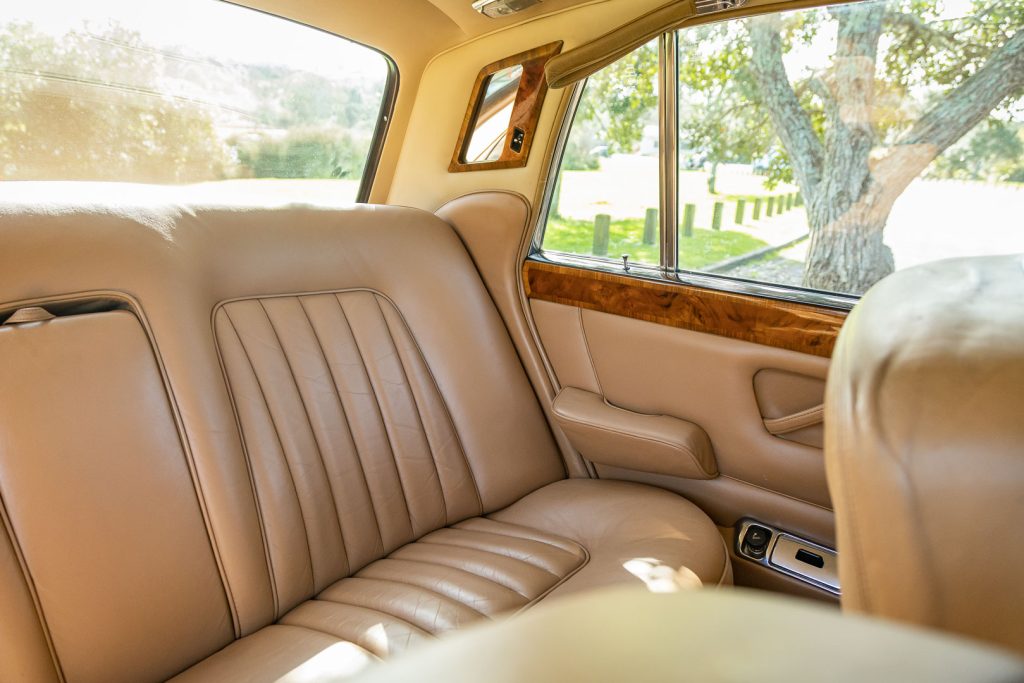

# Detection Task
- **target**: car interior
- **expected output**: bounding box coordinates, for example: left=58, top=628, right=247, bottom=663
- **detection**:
left=0, top=0, right=1022, bottom=680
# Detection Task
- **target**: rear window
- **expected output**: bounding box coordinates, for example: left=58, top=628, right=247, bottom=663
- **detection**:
left=0, top=0, right=393, bottom=203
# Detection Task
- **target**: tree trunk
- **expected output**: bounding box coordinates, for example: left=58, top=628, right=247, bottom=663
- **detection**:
left=707, top=160, right=719, bottom=194
left=804, top=196, right=894, bottom=293
left=749, top=6, right=1023, bottom=293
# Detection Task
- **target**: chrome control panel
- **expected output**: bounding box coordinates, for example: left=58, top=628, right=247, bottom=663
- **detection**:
left=736, top=519, right=840, bottom=595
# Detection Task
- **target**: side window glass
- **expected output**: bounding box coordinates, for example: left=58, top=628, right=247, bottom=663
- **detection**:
left=0, top=1, right=392, bottom=203
left=675, top=0, right=1024, bottom=295
left=540, top=38, right=661, bottom=266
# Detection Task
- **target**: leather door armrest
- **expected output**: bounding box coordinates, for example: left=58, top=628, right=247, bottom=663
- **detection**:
left=552, top=387, right=717, bottom=479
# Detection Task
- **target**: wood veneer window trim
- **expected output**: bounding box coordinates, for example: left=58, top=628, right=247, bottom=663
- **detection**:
left=523, top=259, right=847, bottom=358
left=449, top=41, right=562, bottom=173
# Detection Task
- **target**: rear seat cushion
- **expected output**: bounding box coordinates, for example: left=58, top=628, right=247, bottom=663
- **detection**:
left=175, top=480, right=728, bottom=681
left=491, top=479, right=732, bottom=596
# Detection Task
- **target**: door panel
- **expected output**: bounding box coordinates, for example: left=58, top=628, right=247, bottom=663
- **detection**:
left=532, top=299, right=832, bottom=508
left=528, top=283, right=843, bottom=600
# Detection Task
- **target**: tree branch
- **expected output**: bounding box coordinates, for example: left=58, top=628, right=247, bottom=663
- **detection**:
left=874, top=27, right=1024, bottom=201
left=747, top=14, right=825, bottom=195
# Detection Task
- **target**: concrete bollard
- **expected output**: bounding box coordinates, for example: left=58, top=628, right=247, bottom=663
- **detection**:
left=643, top=208, right=658, bottom=246
left=682, top=204, right=696, bottom=238
left=753, top=198, right=762, bottom=220
left=735, top=199, right=746, bottom=225
left=593, top=214, right=611, bottom=256
left=767, top=196, right=775, bottom=217
left=712, top=202, right=724, bottom=231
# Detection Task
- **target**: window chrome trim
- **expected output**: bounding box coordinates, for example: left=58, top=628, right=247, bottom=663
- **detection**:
left=529, top=31, right=860, bottom=312
left=658, top=32, right=679, bottom=276
left=532, top=80, right=586, bottom=252
left=530, top=251, right=858, bottom=311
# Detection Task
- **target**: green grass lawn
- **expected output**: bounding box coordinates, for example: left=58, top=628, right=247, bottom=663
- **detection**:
left=544, top=216, right=769, bottom=269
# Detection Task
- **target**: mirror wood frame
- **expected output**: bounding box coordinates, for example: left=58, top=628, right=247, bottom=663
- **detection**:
left=449, top=41, right=562, bottom=173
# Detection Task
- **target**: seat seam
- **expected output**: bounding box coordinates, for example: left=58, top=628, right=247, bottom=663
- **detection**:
left=0, top=490, right=66, bottom=682
left=415, top=538, right=565, bottom=580
left=514, top=544, right=592, bottom=614
left=224, top=306, right=316, bottom=604
left=381, top=555, right=534, bottom=600
left=457, top=520, right=586, bottom=559
left=330, top=576, right=489, bottom=619
left=298, top=295, right=384, bottom=570
left=335, top=293, right=416, bottom=543
left=373, top=294, right=484, bottom=517
left=260, top=298, right=349, bottom=582
left=297, top=600, right=433, bottom=638
left=372, top=294, right=447, bottom=527
left=216, top=309, right=282, bottom=618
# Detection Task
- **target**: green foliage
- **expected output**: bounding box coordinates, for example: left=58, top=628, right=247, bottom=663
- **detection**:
left=0, top=20, right=385, bottom=184
left=233, top=129, right=368, bottom=179
left=544, top=216, right=768, bottom=268
left=677, top=24, right=776, bottom=170
left=560, top=130, right=601, bottom=171
left=0, top=22, right=228, bottom=182
left=575, top=42, right=658, bottom=154
left=929, top=120, right=1024, bottom=181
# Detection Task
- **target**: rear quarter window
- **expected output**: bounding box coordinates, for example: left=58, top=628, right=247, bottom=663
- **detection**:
left=0, top=0, right=393, bottom=204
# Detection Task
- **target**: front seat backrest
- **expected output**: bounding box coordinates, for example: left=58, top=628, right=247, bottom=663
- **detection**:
left=825, top=255, right=1024, bottom=654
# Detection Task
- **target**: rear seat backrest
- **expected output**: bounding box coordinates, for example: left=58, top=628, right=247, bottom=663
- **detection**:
left=0, top=307, right=234, bottom=682
left=216, top=290, right=487, bottom=611
left=0, top=204, right=567, bottom=677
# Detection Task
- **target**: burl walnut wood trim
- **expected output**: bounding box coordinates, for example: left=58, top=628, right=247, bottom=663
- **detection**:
left=523, top=260, right=847, bottom=358
left=449, top=42, right=562, bottom=173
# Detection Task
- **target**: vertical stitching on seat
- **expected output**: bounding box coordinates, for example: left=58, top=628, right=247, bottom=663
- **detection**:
left=301, top=297, right=386, bottom=562
left=297, top=295, right=373, bottom=575
left=224, top=305, right=315, bottom=601
left=374, top=297, right=484, bottom=516
left=214, top=307, right=281, bottom=621
left=373, top=294, right=447, bottom=524
left=335, top=293, right=415, bottom=540
left=0, top=492, right=67, bottom=682
left=260, top=298, right=348, bottom=583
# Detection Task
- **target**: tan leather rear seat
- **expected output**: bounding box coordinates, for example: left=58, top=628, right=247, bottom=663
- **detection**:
left=0, top=202, right=728, bottom=681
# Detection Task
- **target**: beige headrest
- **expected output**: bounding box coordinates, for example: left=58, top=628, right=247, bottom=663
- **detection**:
left=825, top=255, right=1024, bottom=654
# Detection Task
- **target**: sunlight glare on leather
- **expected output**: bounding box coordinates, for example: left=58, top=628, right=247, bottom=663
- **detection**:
left=275, top=642, right=375, bottom=682
left=623, top=558, right=702, bottom=593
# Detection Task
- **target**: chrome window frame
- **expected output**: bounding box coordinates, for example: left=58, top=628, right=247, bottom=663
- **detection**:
left=530, top=32, right=858, bottom=311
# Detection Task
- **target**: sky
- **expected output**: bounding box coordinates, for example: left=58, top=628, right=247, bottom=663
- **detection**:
left=0, top=0, right=388, bottom=82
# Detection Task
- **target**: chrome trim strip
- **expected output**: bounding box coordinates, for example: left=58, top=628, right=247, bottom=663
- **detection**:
left=658, top=32, right=679, bottom=276
left=736, top=520, right=840, bottom=596
left=357, top=56, right=399, bottom=203
left=532, top=81, right=586, bottom=252
left=528, top=252, right=858, bottom=310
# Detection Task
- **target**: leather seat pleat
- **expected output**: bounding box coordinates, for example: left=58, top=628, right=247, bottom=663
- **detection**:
left=356, top=558, right=528, bottom=616
left=279, top=600, right=430, bottom=659
left=318, top=577, right=483, bottom=634
left=339, top=292, right=448, bottom=538
left=377, top=298, right=482, bottom=523
left=390, top=542, right=560, bottom=597
left=215, top=310, right=314, bottom=614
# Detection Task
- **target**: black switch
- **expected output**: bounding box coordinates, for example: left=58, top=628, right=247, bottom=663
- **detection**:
left=743, top=525, right=772, bottom=559
left=510, top=127, right=526, bottom=153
